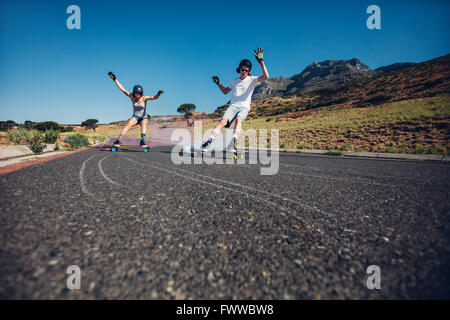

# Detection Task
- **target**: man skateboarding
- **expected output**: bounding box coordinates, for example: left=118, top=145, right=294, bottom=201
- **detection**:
left=202, top=48, right=269, bottom=152
left=108, top=72, right=164, bottom=147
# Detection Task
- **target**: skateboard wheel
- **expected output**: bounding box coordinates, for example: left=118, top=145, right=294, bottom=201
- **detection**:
left=111, top=147, right=117, bottom=152
left=144, top=148, right=149, bottom=152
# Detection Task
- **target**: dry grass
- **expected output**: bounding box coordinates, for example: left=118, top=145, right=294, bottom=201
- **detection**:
left=201, top=95, right=449, bottom=154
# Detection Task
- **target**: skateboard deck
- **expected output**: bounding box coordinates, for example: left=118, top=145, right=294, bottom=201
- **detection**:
left=103, top=145, right=151, bottom=152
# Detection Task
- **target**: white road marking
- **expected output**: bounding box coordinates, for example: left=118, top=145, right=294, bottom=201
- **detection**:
left=122, top=156, right=290, bottom=213
left=98, top=156, right=122, bottom=186
left=79, top=155, right=96, bottom=196
left=154, top=161, right=329, bottom=216
left=239, top=164, right=395, bottom=187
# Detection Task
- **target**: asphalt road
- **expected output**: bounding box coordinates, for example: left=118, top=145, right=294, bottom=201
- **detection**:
left=0, top=146, right=449, bottom=299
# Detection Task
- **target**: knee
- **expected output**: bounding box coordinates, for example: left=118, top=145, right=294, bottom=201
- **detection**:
left=220, top=118, right=228, bottom=126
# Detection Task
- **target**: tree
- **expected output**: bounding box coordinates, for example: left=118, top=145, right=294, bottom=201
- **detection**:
left=184, top=112, right=194, bottom=127
left=177, top=104, right=196, bottom=127
left=23, top=120, right=35, bottom=130
left=35, top=121, right=61, bottom=132
left=81, top=119, right=99, bottom=132
left=0, top=120, right=17, bottom=131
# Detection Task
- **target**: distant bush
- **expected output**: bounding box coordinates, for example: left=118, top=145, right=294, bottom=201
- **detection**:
left=364, top=93, right=392, bottom=105
left=35, top=121, right=62, bottom=132
left=325, top=149, right=343, bottom=156
left=54, top=143, right=60, bottom=151
left=61, top=126, right=74, bottom=132
left=27, top=131, right=46, bottom=154
left=0, top=120, right=17, bottom=132
left=63, top=133, right=90, bottom=150
left=8, top=127, right=33, bottom=144
left=44, top=129, right=59, bottom=143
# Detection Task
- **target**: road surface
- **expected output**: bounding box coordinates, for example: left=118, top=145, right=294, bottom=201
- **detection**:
left=0, top=146, right=449, bottom=299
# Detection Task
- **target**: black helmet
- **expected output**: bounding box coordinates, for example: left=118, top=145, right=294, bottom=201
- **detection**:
left=237, top=59, right=252, bottom=73
left=132, top=85, right=144, bottom=96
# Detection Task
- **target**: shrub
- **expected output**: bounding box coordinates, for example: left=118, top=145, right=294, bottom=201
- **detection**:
left=54, top=143, right=60, bottom=151
left=63, top=133, right=90, bottom=150
left=384, top=146, right=397, bottom=153
left=44, top=129, right=59, bottom=143
left=325, top=149, right=343, bottom=156
left=0, top=120, right=17, bottom=131
left=61, top=126, right=74, bottom=132
left=340, top=143, right=351, bottom=151
left=27, top=131, right=46, bottom=154
left=34, top=121, right=62, bottom=132
left=8, top=127, right=33, bottom=144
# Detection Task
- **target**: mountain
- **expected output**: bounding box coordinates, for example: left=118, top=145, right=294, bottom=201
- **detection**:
left=253, top=58, right=376, bottom=100
left=375, top=62, right=417, bottom=73
left=248, top=54, right=450, bottom=118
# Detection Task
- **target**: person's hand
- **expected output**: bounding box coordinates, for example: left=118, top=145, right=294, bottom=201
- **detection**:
left=157, top=90, right=164, bottom=95
left=212, top=76, right=220, bottom=85
left=254, top=48, right=264, bottom=63
left=108, top=72, right=116, bottom=80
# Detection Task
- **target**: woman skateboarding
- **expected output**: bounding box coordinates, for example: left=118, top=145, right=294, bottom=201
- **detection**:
left=108, top=72, right=164, bottom=147
left=202, top=48, right=269, bottom=151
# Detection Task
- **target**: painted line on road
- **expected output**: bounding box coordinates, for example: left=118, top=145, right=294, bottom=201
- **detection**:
left=150, top=160, right=330, bottom=216
left=122, top=155, right=290, bottom=214
left=79, top=155, right=96, bottom=196
left=98, top=156, right=122, bottom=186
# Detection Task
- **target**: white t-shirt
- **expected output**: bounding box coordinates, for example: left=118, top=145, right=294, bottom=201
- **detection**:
left=228, top=75, right=259, bottom=110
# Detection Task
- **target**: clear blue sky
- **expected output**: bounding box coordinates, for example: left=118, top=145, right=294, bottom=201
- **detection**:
left=0, top=0, right=449, bottom=124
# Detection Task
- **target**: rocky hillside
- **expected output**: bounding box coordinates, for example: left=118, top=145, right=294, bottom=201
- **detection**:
left=375, top=62, right=416, bottom=73
left=252, top=58, right=428, bottom=100
left=248, top=54, right=450, bottom=118
left=253, top=58, right=376, bottom=100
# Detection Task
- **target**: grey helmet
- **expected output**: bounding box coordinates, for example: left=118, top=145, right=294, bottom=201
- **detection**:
left=132, top=85, right=144, bottom=97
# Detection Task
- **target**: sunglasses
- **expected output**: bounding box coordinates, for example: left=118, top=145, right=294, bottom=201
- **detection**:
left=240, top=68, right=249, bottom=73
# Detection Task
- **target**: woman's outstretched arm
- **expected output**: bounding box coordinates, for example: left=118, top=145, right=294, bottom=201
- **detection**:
left=108, top=72, right=131, bottom=97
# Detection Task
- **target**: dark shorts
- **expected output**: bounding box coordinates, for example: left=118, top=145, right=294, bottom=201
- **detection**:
left=133, top=115, right=148, bottom=125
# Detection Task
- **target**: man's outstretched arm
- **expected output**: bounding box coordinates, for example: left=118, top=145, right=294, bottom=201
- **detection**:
left=212, top=76, right=231, bottom=94
left=254, top=48, right=269, bottom=83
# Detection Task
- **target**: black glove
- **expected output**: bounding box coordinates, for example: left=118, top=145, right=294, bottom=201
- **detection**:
left=254, top=47, right=264, bottom=62
left=108, top=72, right=116, bottom=80
left=212, top=76, right=220, bottom=85
left=157, top=90, right=164, bottom=95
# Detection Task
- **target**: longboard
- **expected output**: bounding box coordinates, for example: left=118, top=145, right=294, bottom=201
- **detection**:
left=103, top=145, right=151, bottom=153
left=188, top=147, right=244, bottom=160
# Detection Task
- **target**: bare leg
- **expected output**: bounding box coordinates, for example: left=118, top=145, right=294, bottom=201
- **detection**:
left=121, top=118, right=137, bottom=136
left=140, top=119, right=148, bottom=135
left=233, top=116, right=242, bottom=135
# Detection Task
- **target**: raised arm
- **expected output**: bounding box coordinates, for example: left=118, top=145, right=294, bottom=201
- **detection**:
left=212, top=76, right=231, bottom=94
left=254, top=48, right=269, bottom=83
left=108, top=72, right=131, bottom=97
left=144, top=90, right=164, bottom=102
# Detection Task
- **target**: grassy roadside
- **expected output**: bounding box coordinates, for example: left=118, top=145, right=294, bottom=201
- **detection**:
left=1, top=95, right=448, bottom=155
left=200, top=95, right=449, bottom=154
